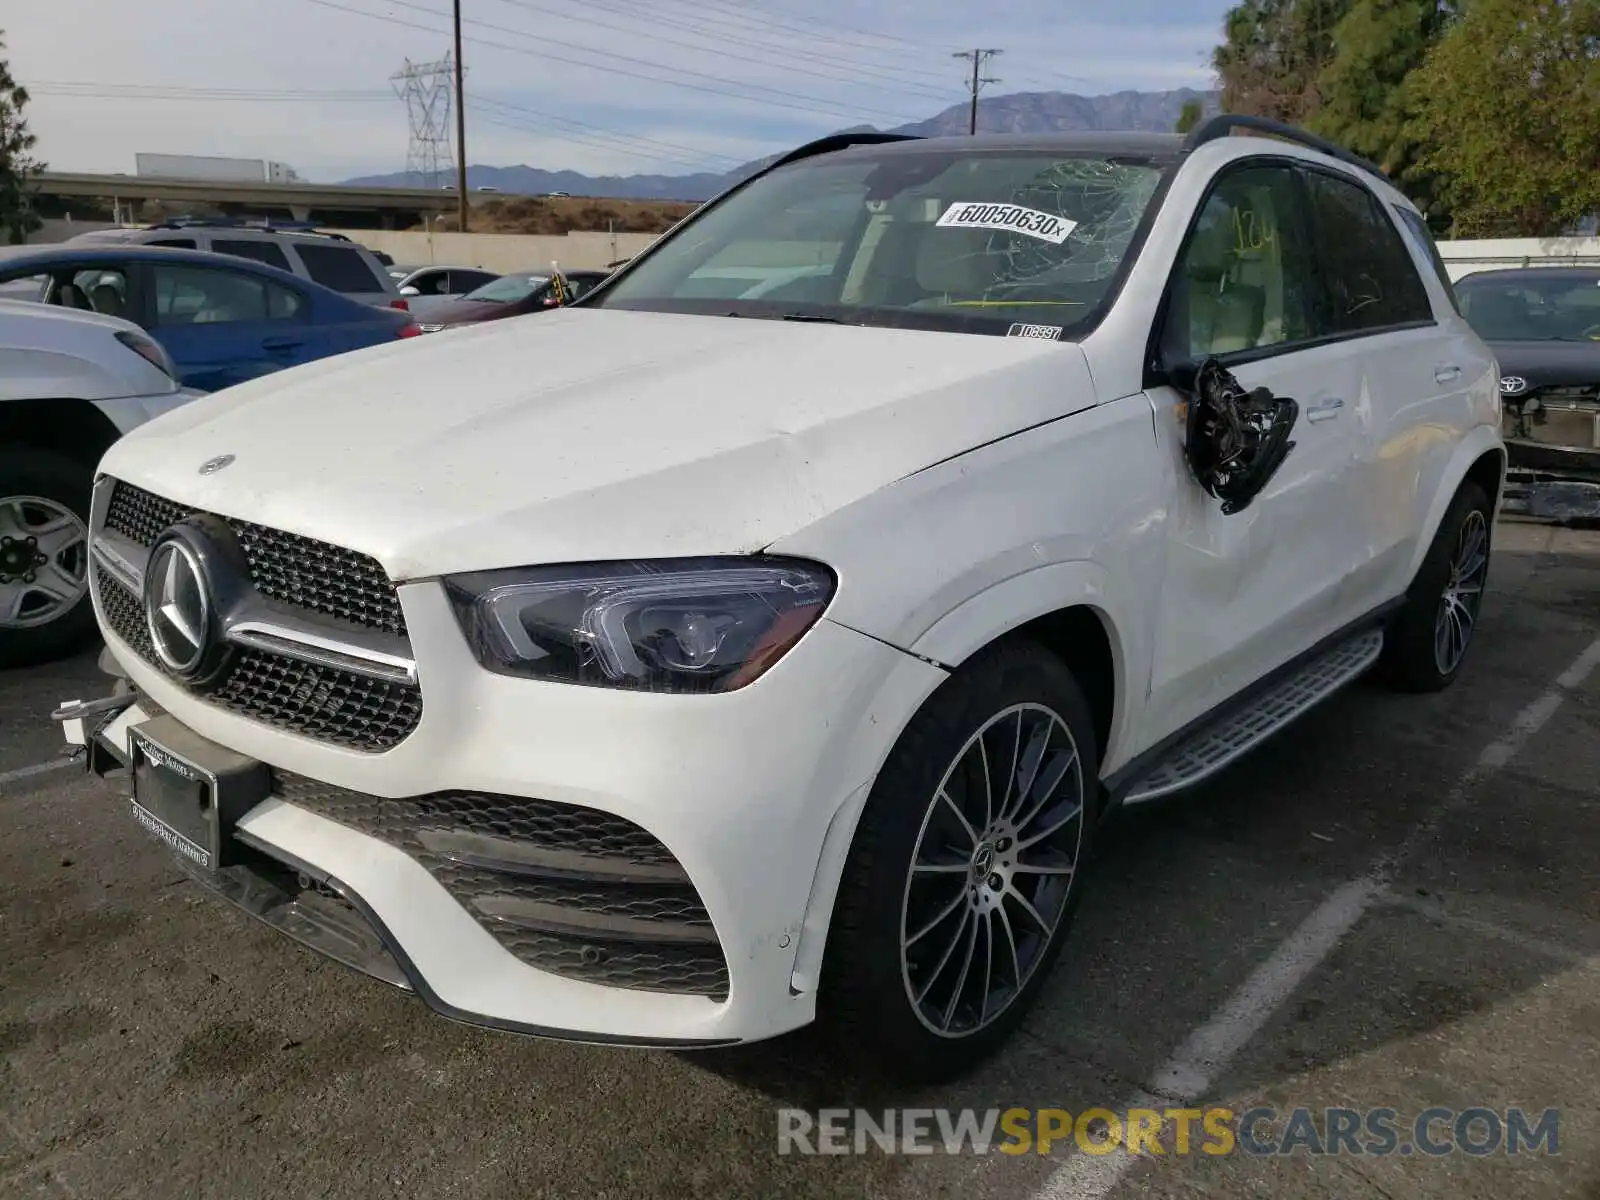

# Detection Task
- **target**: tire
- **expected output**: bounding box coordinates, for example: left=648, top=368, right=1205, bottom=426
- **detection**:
left=1378, top=480, right=1493, bottom=693
left=0, top=446, right=98, bottom=670
left=817, top=638, right=1100, bottom=1084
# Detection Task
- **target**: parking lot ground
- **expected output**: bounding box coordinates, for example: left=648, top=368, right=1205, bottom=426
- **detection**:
left=1, top=520, right=1597, bottom=1200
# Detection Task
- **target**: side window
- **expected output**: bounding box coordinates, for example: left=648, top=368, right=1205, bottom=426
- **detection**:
left=147, top=238, right=197, bottom=249
left=1392, top=206, right=1460, bottom=315
left=212, top=238, right=294, bottom=273
left=1167, top=165, right=1314, bottom=360
left=452, top=270, right=496, bottom=293
left=296, top=244, right=384, bottom=294
left=1302, top=171, right=1433, bottom=332
left=149, top=265, right=303, bottom=325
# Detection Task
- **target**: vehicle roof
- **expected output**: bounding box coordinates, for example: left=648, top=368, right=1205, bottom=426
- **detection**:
left=815, top=131, right=1186, bottom=162
left=0, top=243, right=376, bottom=307
left=1457, top=266, right=1600, bottom=283
left=0, top=295, right=140, bottom=335
left=74, top=225, right=380, bottom=247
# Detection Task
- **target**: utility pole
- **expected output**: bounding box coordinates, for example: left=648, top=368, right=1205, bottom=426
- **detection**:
left=953, top=49, right=1002, bottom=135
left=453, top=0, right=469, bottom=231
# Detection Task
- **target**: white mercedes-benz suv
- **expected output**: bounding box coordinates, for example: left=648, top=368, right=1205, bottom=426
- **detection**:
left=58, top=116, right=1503, bottom=1083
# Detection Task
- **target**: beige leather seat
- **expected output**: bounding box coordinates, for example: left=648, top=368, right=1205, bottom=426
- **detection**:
left=909, top=225, right=998, bottom=307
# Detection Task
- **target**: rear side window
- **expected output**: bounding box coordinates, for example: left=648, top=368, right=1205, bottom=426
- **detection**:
left=147, top=238, right=197, bottom=249
left=1392, top=206, right=1460, bottom=315
left=149, top=264, right=304, bottom=324
left=213, top=239, right=294, bottom=273
left=295, top=244, right=384, bottom=294
left=1302, top=169, right=1432, bottom=333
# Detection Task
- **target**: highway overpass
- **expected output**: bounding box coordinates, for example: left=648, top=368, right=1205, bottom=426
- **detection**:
left=32, top=171, right=471, bottom=229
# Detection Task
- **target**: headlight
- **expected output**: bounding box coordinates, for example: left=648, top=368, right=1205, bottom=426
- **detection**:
left=444, top=557, right=836, bottom=693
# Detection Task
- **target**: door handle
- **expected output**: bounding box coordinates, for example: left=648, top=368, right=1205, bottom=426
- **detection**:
left=1306, top=398, right=1344, bottom=423
left=1434, top=365, right=1461, bottom=384
left=261, top=337, right=301, bottom=352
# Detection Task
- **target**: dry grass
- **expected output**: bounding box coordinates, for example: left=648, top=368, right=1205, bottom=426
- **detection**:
left=431, top=196, right=698, bottom=235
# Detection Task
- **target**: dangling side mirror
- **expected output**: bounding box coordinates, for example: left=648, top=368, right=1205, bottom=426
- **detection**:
left=1182, top=358, right=1300, bottom=516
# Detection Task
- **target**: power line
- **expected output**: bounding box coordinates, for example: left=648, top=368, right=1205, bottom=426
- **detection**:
left=473, top=96, right=745, bottom=167
left=31, top=80, right=746, bottom=175
left=954, top=48, right=1003, bottom=135
left=469, top=106, right=724, bottom=174
left=31, top=82, right=393, bottom=102
left=302, top=0, right=927, bottom=126
left=491, top=0, right=959, bottom=103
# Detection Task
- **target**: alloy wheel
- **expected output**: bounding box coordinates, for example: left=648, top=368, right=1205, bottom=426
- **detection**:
left=899, top=702, right=1086, bottom=1038
left=0, top=496, right=90, bottom=630
left=1434, top=508, right=1488, bottom=676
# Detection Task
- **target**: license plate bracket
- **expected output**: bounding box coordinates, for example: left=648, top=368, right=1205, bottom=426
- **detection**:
left=128, top=715, right=271, bottom=872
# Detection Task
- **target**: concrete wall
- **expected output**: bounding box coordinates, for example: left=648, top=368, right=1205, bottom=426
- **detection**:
left=326, top=228, right=662, bottom=272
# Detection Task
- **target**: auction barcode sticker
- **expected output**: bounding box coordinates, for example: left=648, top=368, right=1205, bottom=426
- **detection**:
left=936, top=202, right=1077, bottom=244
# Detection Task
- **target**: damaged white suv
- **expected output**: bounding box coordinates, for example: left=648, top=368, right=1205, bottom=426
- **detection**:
left=58, top=116, right=1503, bottom=1083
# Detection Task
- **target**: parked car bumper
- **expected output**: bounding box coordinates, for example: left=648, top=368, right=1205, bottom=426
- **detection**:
left=60, top=584, right=949, bottom=1047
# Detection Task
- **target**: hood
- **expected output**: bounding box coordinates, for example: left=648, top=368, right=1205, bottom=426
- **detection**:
left=101, top=307, right=1099, bottom=578
left=1486, top=339, right=1600, bottom=389
left=416, top=295, right=522, bottom=327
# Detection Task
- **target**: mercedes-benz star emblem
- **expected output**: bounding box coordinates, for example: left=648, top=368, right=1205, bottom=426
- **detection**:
left=145, top=539, right=212, bottom=677
left=198, top=454, right=235, bottom=475
left=1499, top=377, right=1528, bottom=396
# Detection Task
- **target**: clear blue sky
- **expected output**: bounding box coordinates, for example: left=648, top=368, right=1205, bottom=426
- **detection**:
left=9, top=0, right=1233, bottom=181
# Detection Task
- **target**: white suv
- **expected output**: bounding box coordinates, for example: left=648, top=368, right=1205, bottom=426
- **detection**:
left=58, top=118, right=1503, bottom=1083
left=67, top=222, right=400, bottom=309
left=0, top=300, right=202, bottom=667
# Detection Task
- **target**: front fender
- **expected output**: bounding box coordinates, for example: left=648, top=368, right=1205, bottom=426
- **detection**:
left=910, top=560, right=1141, bottom=776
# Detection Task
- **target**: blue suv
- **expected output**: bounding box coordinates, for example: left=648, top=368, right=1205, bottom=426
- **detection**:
left=0, top=244, right=420, bottom=393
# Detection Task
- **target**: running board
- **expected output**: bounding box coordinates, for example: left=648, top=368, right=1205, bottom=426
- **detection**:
left=1121, top=628, right=1386, bottom=805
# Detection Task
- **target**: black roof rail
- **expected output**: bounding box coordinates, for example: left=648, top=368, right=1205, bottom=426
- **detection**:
left=757, top=130, right=924, bottom=175
left=1182, top=114, right=1388, bottom=181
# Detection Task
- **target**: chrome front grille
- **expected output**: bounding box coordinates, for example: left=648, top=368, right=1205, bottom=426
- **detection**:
left=271, top=771, right=730, bottom=998
left=92, top=478, right=422, bottom=753
left=103, top=481, right=406, bottom=636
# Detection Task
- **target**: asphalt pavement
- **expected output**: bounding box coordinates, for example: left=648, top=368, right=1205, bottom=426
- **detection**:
left=1, top=521, right=1597, bottom=1200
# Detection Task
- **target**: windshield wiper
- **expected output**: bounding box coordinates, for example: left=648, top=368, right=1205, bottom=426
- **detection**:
left=778, top=312, right=848, bottom=324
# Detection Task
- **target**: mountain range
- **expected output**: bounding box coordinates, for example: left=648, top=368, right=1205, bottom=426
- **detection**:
left=341, top=87, right=1220, bottom=202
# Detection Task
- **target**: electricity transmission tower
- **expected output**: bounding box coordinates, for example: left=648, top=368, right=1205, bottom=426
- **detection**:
left=391, top=55, right=456, bottom=189
left=953, top=49, right=1003, bottom=135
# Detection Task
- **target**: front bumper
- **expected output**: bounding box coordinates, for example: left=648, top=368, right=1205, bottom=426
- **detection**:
left=68, top=603, right=948, bottom=1047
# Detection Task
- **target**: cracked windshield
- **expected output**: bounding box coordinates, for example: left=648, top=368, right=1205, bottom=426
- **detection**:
left=592, top=149, right=1164, bottom=334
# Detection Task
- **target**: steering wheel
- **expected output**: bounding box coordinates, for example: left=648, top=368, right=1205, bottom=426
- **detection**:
left=1580, top=323, right=1600, bottom=340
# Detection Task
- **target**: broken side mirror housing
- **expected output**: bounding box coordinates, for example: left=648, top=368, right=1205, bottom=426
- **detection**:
left=1181, top=357, right=1301, bottom=516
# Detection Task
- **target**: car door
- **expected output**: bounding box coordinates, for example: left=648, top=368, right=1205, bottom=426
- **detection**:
left=1138, top=159, right=1372, bottom=748
left=144, top=261, right=311, bottom=392
left=1337, top=189, right=1494, bottom=608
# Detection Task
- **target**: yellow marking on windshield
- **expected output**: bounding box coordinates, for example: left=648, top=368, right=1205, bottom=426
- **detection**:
left=942, top=300, right=1088, bottom=307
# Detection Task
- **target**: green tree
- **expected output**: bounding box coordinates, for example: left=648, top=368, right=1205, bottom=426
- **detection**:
left=1411, top=0, right=1600, bottom=236
left=1213, top=0, right=1355, bottom=123
left=0, top=33, right=44, bottom=244
left=1175, top=99, right=1205, bottom=133
left=1307, top=0, right=1461, bottom=230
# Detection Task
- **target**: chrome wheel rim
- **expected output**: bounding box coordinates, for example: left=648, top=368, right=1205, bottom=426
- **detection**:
left=0, top=496, right=90, bottom=630
left=900, top=702, right=1086, bottom=1038
left=1434, top=509, right=1488, bottom=676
